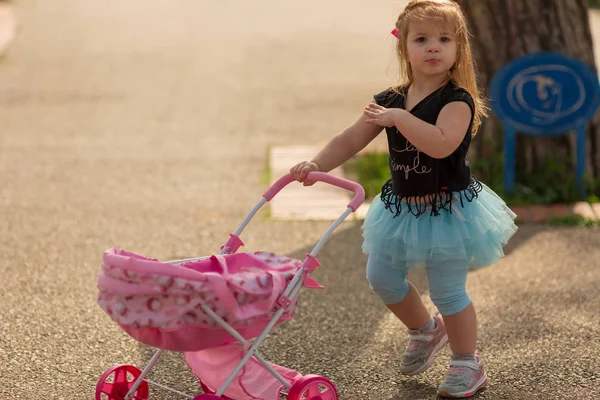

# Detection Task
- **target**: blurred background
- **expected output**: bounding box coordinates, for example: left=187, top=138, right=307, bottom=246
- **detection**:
left=1, top=1, right=600, bottom=400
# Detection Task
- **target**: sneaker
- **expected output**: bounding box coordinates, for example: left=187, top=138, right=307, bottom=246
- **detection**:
left=399, top=312, right=448, bottom=375
left=437, top=351, right=487, bottom=398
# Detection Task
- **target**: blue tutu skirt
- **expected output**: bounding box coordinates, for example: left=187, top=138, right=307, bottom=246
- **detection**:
left=361, top=183, right=518, bottom=270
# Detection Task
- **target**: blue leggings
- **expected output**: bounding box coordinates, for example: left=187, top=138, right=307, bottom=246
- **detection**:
left=366, top=251, right=471, bottom=316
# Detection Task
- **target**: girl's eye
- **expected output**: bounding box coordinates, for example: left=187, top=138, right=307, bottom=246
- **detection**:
left=416, top=37, right=426, bottom=43
left=441, top=36, right=451, bottom=42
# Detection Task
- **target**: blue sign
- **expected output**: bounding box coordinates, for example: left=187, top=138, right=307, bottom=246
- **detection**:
left=490, top=52, right=600, bottom=195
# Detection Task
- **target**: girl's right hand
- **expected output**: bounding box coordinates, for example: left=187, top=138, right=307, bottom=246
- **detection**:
left=290, top=161, right=321, bottom=186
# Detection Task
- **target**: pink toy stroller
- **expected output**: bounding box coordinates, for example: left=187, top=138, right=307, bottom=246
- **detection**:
left=96, top=172, right=365, bottom=400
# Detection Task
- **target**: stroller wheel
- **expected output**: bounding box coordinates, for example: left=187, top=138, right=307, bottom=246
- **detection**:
left=96, top=364, right=149, bottom=400
left=286, top=375, right=338, bottom=400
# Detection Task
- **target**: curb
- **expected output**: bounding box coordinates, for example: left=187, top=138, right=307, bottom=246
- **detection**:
left=510, top=202, right=600, bottom=224
left=269, top=146, right=600, bottom=223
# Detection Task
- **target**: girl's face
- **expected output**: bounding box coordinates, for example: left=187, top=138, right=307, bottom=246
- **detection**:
left=405, top=19, right=458, bottom=80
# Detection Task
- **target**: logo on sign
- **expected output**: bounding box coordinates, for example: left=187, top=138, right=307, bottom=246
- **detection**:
left=506, top=65, right=585, bottom=126
left=491, top=52, right=600, bottom=136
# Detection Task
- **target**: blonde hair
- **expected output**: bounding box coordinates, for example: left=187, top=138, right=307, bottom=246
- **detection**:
left=393, top=0, right=488, bottom=135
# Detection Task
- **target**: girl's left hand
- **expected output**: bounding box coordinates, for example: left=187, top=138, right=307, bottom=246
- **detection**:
left=364, top=103, right=402, bottom=127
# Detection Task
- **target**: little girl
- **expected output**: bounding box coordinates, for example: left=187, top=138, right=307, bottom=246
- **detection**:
left=290, top=0, right=517, bottom=397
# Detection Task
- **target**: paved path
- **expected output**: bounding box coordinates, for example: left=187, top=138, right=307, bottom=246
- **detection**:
left=1, top=2, right=599, bottom=399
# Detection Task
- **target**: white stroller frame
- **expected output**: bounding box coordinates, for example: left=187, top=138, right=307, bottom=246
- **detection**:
left=118, top=172, right=365, bottom=399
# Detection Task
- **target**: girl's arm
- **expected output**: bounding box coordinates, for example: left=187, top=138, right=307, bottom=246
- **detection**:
left=364, top=101, right=472, bottom=159
left=312, top=113, right=384, bottom=172
left=290, top=112, right=383, bottom=183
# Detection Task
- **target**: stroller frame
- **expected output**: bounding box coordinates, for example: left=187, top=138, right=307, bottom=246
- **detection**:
left=108, top=172, right=365, bottom=400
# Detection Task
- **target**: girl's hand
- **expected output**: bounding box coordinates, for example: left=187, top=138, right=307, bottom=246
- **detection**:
left=290, top=161, right=321, bottom=186
left=364, top=103, right=402, bottom=127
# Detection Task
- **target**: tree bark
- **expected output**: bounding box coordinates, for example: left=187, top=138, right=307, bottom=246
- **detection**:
left=456, top=0, right=600, bottom=186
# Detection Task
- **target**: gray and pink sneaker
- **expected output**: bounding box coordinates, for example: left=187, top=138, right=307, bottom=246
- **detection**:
left=399, top=313, right=448, bottom=375
left=437, top=351, right=487, bottom=398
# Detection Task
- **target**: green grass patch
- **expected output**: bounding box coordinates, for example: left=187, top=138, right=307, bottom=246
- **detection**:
left=344, top=153, right=391, bottom=199
left=587, top=194, right=600, bottom=204
left=590, top=0, right=600, bottom=8
left=547, top=215, right=600, bottom=227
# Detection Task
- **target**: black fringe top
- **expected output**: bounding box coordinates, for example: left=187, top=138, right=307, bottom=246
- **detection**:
left=373, top=80, right=481, bottom=218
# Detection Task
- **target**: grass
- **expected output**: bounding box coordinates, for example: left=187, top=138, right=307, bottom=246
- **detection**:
left=547, top=215, right=600, bottom=227
left=591, top=0, right=600, bottom=9
left=343, top=153, right=391, bottom=199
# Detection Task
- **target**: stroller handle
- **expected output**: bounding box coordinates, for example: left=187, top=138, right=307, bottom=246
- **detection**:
left=263, top=172, right=365, bottom=211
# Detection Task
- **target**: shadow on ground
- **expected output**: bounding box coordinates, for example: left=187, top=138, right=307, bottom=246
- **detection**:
left=131, top=223, right=555, bottom=399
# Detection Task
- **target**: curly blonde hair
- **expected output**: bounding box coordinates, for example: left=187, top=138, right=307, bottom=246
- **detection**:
left=393, top=0, right=488, bottom=135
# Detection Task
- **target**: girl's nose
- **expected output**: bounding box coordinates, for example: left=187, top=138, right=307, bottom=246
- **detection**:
left=428, top=44, right=440, bottom=53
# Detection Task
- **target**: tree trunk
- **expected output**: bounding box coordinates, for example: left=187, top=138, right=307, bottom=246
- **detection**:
left=456, top=0, right=600, bottom=193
